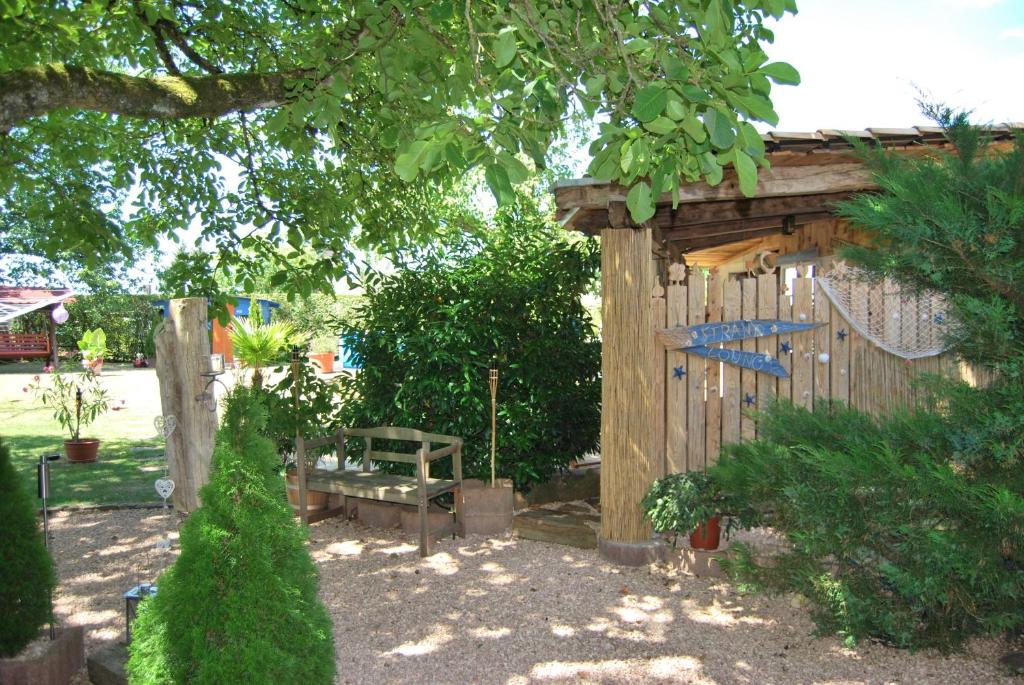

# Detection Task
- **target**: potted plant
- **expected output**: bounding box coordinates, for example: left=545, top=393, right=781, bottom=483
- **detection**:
left=307, top=336, right=338, bottom=374
left=28, top=371, right=111, bottom=463
left=642, top=471, right=731, bottom=551
left=77, top=328, right=107, bottom=375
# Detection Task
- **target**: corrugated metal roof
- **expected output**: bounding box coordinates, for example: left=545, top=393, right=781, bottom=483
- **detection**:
left=0, top=287, right=75, bottom=324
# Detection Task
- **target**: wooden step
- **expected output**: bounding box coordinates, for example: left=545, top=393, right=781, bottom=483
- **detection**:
left=513, top=508, right=600, bottom=549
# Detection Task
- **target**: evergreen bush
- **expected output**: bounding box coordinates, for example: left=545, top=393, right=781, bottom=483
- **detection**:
left=0, top=437, right=56, bottom=657
left=337, top=200, right=600, bottom=488
left=127, top=387, right=334, bottom=684
left=711, top=401, right=1024, bottom=651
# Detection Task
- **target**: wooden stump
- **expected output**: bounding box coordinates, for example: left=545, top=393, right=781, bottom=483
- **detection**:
left=154, top=298, right=217, bottom=513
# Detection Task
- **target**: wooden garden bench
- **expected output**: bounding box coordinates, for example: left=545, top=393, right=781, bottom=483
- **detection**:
left=0, top=333, right=50, bottom=359
left=295, top=426, right=463, bottom=557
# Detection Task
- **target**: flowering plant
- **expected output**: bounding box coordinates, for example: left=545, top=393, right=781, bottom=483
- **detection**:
left=27, top=370, right=111, bottom=442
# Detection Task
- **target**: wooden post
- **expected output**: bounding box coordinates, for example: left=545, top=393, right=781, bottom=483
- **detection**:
left=417, top=442, right=430, bottom=557
left=598, top=226, right=658, bottom=565
left=154, top=298, right=217, bottom=512
left=292, top=349, right=308, bottom=526
left=46, top=309, right=58, bottom=370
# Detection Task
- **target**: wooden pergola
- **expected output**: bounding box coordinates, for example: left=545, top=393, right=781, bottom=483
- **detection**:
left=554, top=125, right=1019, bottom=565
left=0, top=286, right=75, bottom=368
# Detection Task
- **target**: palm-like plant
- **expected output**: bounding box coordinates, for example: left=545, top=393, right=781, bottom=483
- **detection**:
left=228, top=316, right=295, bottom=389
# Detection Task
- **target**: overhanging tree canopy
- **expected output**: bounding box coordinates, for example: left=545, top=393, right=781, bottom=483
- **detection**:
left=1, top=0, right=798, bottom=293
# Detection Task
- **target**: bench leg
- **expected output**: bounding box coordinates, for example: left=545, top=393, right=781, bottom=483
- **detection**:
left=418, top=499, right=429, bottom=557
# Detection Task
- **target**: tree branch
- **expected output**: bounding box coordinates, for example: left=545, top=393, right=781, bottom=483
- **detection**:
left=0, top=64, right=290, bottom=131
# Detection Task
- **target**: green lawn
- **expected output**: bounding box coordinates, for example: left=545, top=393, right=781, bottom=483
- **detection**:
left=0, top=361, right=165, bottom=506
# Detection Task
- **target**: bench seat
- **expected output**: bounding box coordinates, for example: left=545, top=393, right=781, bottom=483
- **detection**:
left=306, top=469, right=459, bottom=505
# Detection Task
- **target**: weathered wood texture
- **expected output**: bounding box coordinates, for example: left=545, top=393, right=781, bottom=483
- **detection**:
left=600, top=227, right=657, bottom=544
left=154, top=297, right=217, bottom=512
left=299, top=425, right=463, bottom=557
left=653, top=264, right=982, bottom=470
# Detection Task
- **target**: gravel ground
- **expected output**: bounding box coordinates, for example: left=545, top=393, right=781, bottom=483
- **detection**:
left=49, top=509, right=1019, bottom=684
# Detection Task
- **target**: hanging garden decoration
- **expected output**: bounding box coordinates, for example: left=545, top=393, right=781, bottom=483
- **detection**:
left=658, top=320, right=823, bottom=379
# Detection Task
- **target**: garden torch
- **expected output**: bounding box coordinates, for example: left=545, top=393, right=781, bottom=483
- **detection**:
left=489, top=366, right=498, bottom=488
left=37, top=452, right=60, bottom=639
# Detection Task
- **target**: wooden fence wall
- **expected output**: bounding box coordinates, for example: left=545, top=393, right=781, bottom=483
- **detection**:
left=653, top=261, right=972, bottom=475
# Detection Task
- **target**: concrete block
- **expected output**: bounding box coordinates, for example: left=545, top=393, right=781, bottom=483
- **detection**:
left=460, top=479, right=514, bottom=535
left=0, top=626, right=84, bottom=685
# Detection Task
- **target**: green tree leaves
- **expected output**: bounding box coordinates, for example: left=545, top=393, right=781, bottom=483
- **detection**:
left=0, top=1, right=800, bottom=293
left=626, top=182, right=656, bottom=224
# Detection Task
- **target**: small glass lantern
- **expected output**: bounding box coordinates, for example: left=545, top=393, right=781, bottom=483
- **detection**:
left=203, top=353, right=225, bottom=377
left=124, top=583, right=157, bottom=644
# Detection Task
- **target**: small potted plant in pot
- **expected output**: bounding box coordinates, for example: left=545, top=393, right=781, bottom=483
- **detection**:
left=306, top=336, right=337, bottom=374
left=642, top=471, right=731, bottom=551
left=77, top=328, right=107, bottom=375
left=28, top=370, right=111, bottom=463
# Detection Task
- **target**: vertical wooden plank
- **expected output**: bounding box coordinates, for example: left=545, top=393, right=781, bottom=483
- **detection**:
left=651, top=283, right=667, bottom=481
left=813, top=266, right=831, bottom=406
left=740, top=278, right=758, bottom=440
left=705, top=270, right=723, bottom=467
left=686, top=270, right=707, bottom=471
left=791, top=276, right=814, bottom=410
left=721, top=278, right=742, bottom=448
left=417, top=443, right=430, bottom=557
left=665, top=263, right=688, bottom=474
left=776, top=268, right=793, bottom=404
left=848, top=280, right=869, bottom=413
left=756, top=273, right=778, bottom=434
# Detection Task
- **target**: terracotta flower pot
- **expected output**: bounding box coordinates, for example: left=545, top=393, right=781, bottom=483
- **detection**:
left=689, top=515, right=722, bottom=551
left=63, top=439, right=99, bottom=463
left=284, top=470, right=328, bottom=515
left=307, top=352, right=335, bottom=374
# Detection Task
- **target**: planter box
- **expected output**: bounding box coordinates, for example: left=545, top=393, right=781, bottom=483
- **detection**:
left=307, top=352, right=335, bottom=374
left=460, top=479, right=514, bottom=535
left=284, top=471, right=329, bottom=516
left=0, top=626, right=84, bottom=685
left=400, top=504, right=457, bottom=542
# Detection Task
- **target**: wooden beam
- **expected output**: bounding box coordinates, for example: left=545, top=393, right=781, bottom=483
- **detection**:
left=554, top=163, right=872, bottom=214
left=571, top=192, right=852, bottom=234
left=664, top=212, right=834, bottom=245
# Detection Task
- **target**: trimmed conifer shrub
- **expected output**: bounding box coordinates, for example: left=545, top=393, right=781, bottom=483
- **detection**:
left=127, top=387, right=334, bottom=684
left=0, top=437, right=56, bottom=657
left=711, top=401, right=1024, bottom=651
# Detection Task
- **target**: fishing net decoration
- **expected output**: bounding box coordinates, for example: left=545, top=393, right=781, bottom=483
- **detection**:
left=815, top=261, right=952, bottom=360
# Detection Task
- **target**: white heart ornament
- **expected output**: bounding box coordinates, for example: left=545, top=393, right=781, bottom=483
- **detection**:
left=155, top=478, right=175, bottom=500
left=154, top=415, right=177, bottom=441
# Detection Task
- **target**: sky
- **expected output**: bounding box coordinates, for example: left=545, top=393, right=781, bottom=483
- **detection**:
left=762, top=0, right=1024, bottom=131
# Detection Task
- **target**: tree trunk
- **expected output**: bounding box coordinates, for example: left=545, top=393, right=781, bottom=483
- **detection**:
left=154, top=298, right=217, bottom=512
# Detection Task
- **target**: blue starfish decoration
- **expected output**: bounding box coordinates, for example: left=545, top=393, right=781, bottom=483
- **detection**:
left=780, top=341, right=793, bottom=354
left=743, top=393, right=756, bottom=406
left=836, top=328, right=848, bottom=341
left=672, top=366, right=686, bottom=379
left=934, top=312, right=946, bottom=325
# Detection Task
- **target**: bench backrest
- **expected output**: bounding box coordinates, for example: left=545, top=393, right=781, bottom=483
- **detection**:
left=0, top=333, right=51, bottom=358
left=297, top=425, right=462, bottom=477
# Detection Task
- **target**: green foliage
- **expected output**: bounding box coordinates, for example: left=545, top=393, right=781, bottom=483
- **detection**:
left=2, top=1, right=798, bottom=295
left=837, top=113, right=1024, bottom=376
left=76, top=327, right=107, bottom=361
left=642, top=471, right=747, bottom=545
left=337, top=202, right=600, bottom=488
left=710, top=401, right=1024, bottom=651
left=309, top=335, right=338, bottom=355
left=28, top=370, right=111, bottom=442
left=277, top=293, right=364, bottom=340
left=127, top=386, right=334, bottom=684
left=0, top=437, right=55, bottom=658
left=228, top=316, right=295, bottom=389
left=264, top=362, right=343, bottom=470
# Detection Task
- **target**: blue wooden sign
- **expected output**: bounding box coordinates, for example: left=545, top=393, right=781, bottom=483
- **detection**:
left=657, top=319, right=824, bottom=379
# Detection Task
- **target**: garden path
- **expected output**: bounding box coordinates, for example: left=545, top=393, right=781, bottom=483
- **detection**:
left=49, top=510, right=1017, bottom=684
